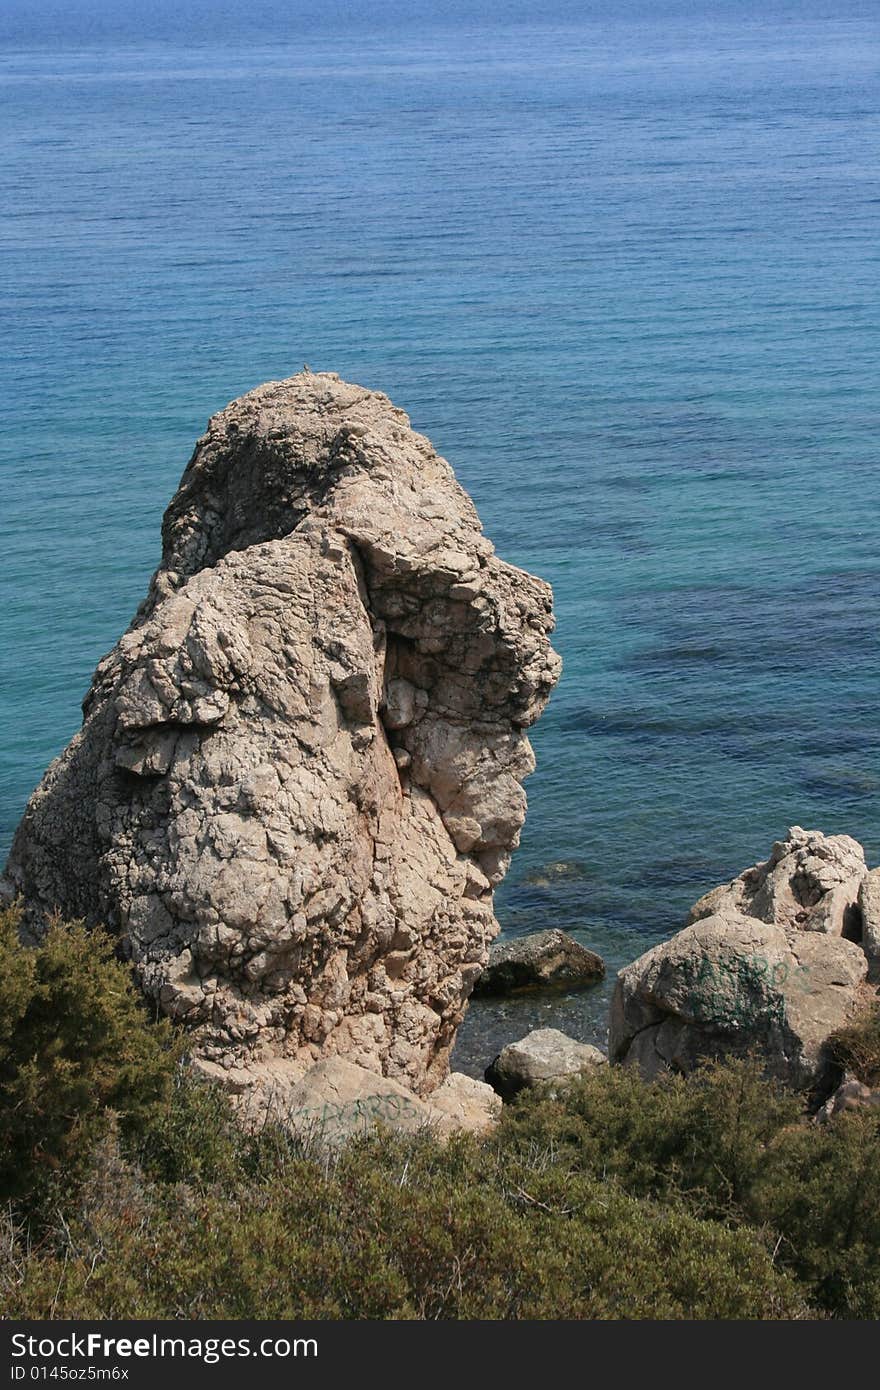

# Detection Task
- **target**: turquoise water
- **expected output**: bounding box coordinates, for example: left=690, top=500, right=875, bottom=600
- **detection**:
left=2, top=1, right=879, bottom=1072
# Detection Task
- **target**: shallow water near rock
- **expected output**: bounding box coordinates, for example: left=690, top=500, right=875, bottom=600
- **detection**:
left=2, top=0, right=879, bottom=1078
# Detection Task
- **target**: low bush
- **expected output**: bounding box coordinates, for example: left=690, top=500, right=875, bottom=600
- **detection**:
left=1, top=1113, right=808, bottom=1320
left=750, top=1106, right=880, bottom=1319
left=0, top=907, right=178, bottom=1204
left=495, top=1056, right=800, bottom=1215
left=1, top=913, right=877, bottom=1319
left=497, top=1058, right=880, bottom=1318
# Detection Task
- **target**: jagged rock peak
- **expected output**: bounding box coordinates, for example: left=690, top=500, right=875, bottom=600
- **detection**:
left=3, top=373, right=561, bottom=1101
left=687, top=826, right=867, bottom=938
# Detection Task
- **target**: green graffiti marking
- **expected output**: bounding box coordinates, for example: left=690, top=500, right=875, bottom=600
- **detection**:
left=681, top=952, right=812, bottom=1031
left=291, top=1091, right=421, bottom=1137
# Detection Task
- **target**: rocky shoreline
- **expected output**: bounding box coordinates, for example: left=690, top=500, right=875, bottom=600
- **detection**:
left=478, top=827, right=879, bottom=1121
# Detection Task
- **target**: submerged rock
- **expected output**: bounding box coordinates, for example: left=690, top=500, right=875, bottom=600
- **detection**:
left=485, top=1027, right=607, bottom=1100
left=2, top=373, right=560, bottom=1107
left=523, top=860, right=589, bottom=887
left=472, top=928, right=605, bottom=997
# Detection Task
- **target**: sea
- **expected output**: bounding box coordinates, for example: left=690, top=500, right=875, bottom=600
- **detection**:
left=2, top=0, right=878, bottom=1076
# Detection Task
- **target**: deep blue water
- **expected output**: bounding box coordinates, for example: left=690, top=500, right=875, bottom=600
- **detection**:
left=2, top=1, right=879, bottom=1072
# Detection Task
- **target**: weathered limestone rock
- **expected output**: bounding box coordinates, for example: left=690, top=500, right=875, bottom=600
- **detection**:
left=858, top=869, right=880, bottom=982
left=609, top=912, right=868, bottom=1090
left=612, top=829, right=880, bottom=1092
left=688, top=827, right=866, bottom=939
left=244, top=1059, right=502, bottom=1147
left=472, top=928, right=604, bottom=997
left=2, top=373, right=560, bottom=1104
left=255, top=1058, right=437, bottom=1145
left=485, top=1028, right=607, bottom=1100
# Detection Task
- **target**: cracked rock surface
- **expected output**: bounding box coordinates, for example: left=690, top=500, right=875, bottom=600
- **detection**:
left=3, top=373, right=560, bottom=1100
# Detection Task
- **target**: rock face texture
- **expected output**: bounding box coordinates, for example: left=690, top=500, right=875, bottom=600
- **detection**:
left=2, top=373, right=560, bottom=1101
left=612, top=829, right=877, bottom=1091
left=687, top=826, right=866, bottom=939
left=472, top=928, right=604, bottom=997
left=859, top=869, right=880, bottom=982
left=485, top=1028, right=607, bottom=1100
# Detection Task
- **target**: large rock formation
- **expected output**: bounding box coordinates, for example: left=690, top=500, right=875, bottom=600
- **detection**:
left=609, top=912, right=867, bottom=1090
left=2, top=373, right=560, bottom=1103
left=611, top=828, right=876, bottom=1091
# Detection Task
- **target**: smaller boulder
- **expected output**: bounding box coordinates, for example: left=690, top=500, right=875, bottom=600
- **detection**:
left=473, top=929, right=605, bottom=997
left=485, top=1027, right=607, bottom=1100
left=259, top=1059, right=436, bottom=1147
left=241, top=1059, right=502, bottom=1148
left=429, top=1072, right=502, bottom=1135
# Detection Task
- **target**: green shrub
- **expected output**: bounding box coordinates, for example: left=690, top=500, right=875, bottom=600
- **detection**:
left=0, top=1124, right=807, bottom=1321
left=495, top=1057, right=880, bottom=1318
left=752, top=1108, right=880, bottom=1319
left=327, top=1131, right=806, bottom=1320
left=496, top=1055, right=799, bottom=1215
left=0, top=907, right=178, bottom=1203
left=136, top=1067, right=246, bottom=1187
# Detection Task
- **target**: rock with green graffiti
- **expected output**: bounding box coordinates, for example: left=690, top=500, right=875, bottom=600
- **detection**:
left=609, top=912, right=867, bottom=1090
left=681, top=948, right=791, bottom=1031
